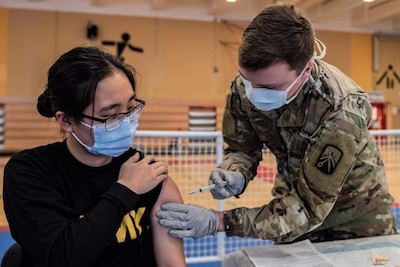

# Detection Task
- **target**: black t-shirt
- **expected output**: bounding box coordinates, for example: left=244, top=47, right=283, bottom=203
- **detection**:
left=3, top=141, right=162, bottom=267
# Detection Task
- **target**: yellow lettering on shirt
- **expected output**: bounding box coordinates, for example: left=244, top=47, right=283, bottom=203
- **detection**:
left=132, top=207, right=145, bottom=235
left=115, top=207, right=146, bottom=243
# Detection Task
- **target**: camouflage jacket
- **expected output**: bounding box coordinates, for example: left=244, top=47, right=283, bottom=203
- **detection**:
left=221, top=60, right=395, bottom=243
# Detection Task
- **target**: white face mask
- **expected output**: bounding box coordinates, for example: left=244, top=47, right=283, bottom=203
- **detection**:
left=243, top=63, right=309, bottom=111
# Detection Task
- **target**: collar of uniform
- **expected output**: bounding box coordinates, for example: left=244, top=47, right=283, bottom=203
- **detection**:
left=277, top=79, right=313, bottom=128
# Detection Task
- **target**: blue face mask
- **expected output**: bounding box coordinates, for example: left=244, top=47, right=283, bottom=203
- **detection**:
left=242, top=63, right=309, bottom=112
left=72, top=117, right=138, bottom=157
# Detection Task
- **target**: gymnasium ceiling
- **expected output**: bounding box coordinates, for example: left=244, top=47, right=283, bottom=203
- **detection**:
left=1, top=0, right=400, bottom=34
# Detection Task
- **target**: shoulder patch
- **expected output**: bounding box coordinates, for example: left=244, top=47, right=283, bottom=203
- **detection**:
left=316, top=145, right=343, bottom=174
left=303, top=127, right=358, bottom=195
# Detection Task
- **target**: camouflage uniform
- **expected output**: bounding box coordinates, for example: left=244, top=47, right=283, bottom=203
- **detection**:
left=221, top=59, right=397, bottom=244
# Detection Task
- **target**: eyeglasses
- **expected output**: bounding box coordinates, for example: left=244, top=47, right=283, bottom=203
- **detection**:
left=79, top=98, right=145, bottom=131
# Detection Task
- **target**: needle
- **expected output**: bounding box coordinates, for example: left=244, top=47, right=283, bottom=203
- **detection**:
left=189, top=181, right=228, bottom=195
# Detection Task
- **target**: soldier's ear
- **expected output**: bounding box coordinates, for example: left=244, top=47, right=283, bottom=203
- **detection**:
left=306, top=60, right=314, bottom=72
left=303, top=61, right=314, bottom=76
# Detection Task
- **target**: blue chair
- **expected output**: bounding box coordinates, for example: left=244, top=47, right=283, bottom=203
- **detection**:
left=1, top=243, right=21, bottom=267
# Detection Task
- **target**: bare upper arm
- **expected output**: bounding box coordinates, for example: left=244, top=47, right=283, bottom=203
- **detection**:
left=150, top=177, right=185, bottom=267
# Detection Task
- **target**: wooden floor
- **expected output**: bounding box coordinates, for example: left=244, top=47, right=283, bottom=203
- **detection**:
left=1, top=148, right=399, bottom=228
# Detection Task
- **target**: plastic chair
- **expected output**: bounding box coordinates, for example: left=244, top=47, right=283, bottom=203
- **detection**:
left=1, top=243, right=21, bottom=267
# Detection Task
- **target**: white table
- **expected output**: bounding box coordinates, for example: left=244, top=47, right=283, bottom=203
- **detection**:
left=222, top=234, right=400, bottom=267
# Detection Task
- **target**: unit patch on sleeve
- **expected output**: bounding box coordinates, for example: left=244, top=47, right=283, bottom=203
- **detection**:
left=316, top=145, right=343, bottom=174
left=303, top=126, right=358, bottom=194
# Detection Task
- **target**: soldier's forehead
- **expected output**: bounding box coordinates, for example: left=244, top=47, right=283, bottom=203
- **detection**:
left=238, top=63, right=295, bottom=87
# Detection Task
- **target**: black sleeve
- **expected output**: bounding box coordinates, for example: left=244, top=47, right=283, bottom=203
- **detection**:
left=3, top=154, right=140, bottom=267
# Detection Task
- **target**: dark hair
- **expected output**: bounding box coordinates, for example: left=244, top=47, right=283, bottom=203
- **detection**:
left=37, top=46, right=137, bottom=121
left=239, top=4, right=314, bottom=74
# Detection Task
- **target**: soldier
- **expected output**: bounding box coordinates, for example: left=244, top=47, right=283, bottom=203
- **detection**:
left=156, top=3, right=397, bottom=243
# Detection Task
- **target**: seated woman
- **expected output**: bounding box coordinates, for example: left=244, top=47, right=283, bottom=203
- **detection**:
left=2, top=46, right=186, bottom=267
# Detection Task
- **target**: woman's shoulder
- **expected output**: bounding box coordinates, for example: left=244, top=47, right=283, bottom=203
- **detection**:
left=156, top=177, right=183, bottom=204
left=3, top=142, right=67, bottom=188
left=5, top=142, right=64, bottom=176
left=8, top=142, right=65, bottom=161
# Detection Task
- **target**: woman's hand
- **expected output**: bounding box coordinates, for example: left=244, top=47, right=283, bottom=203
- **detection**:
left=117, top=152, right=168, bottom=194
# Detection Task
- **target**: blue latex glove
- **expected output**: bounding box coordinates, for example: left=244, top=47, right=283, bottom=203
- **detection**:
left=156, top=203, right=218, bottom=239
left=209, top=169, right=245, bottom=199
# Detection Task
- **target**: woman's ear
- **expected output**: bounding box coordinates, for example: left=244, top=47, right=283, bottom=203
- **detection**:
left=55, top=111, right=74, bottom=133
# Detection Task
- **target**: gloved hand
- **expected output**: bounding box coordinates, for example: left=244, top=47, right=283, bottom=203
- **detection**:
left=156, top=203, right=218, bottom=239
left=209, top=169, right=245, bottom=199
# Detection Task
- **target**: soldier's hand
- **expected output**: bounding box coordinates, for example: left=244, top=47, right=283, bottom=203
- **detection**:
left=209, top=169, right=244, bottom=199
left=156, top=203, right=218, bottom=239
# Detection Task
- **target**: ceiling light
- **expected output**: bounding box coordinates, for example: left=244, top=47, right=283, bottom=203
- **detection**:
left=363, top=0, right=375, bottom=2
left=226, top=0, right=237, bottom=2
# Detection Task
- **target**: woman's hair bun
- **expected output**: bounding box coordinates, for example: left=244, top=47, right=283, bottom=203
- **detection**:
left=37, top=89, right=54, bottom=118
